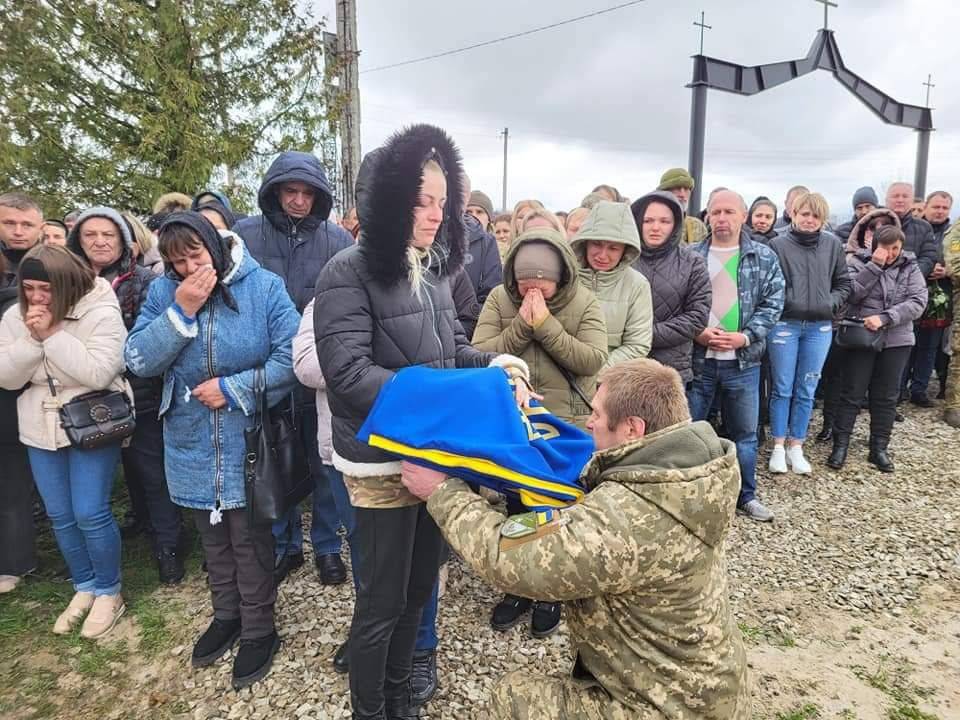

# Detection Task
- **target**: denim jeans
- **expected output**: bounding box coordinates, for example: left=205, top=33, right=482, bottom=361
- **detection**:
left=415, top=579, right=440, bottom=651
left=28, top=444, right=123, bottom=595
left=909, top=326, right=944, bottom=400
left=767, top=319, right=834, bottom=442
left=273, top=409, right=355, bottom=559
left=689, top=360, right=760, bottom=506
left=273, top=464, right=356, bottom=558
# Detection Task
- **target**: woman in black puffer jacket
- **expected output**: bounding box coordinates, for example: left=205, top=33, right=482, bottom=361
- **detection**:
left=314, top=124, right=527, bottom=719
left=68, top=207, right=184, bottom=585
left=0, top=253, right=36, bottom=593
left=630, top=191, right=711, bottom=385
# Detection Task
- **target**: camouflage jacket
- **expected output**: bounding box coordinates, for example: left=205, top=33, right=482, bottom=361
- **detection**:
left=945, top=222, right=960, bottom=290
left=428, top=420, right=750, bottom=719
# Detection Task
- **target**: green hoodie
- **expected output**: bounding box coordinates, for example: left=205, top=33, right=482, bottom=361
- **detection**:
left=473, top=227, right=607, bottom=426
left=571, top=201, right=654, bottom=367
left=428, top=420, right=750, bottom=719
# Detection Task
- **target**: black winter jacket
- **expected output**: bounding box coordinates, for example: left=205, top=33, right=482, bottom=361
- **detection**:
left=897, top=212, right=938, bottom=278
left=835, top=218, right=856, bottom=241
left=0, top=282, right=21, bottom=443
left=770, top=229, right=852, bottom=321
left=630, top=191, right=711, bottom=383
left=314, top=125, right=495, bottom=469
left=451, top=267, right=481, bottom=339
left=235, top=151, right=354, bottom=313
left=462, top=214, right=502, bottom=307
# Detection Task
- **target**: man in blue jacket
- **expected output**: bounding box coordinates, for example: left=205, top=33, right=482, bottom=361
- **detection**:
left=690, top=190, right=785, bottom=524
left=234, top=151, right=355, bottom=586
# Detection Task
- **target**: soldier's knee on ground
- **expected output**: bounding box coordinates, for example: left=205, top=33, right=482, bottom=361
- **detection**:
left=489, top=671, right=559, bottom=720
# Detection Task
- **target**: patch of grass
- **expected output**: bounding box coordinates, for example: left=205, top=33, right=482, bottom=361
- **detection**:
left=737, top=621, right=763, bottom=642
left=775, top=631, right=797, bottom=648
left=776, top=703, right=821, bottom=720
left=888, top=705, right=939, bottom=720
left=839, top=710, right=858, bottom=720
left=736, top=620, right=798, bottom=648
left=21, top=668, right=57, bottom=698
left=0, top=476, right=201, bottom=717
left=71, top=637, right=129, bottom=678
left=852, top=656, right=940, bottom=720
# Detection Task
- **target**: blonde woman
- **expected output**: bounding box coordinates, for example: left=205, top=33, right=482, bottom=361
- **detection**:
left=767, top=192, right=852, bottom=474
left=314, top=125, right=527, bottom=718
left=121, top=212, right=164, bottom=275
left=565, top=206, right=590, bottom=240
left=519, top=207, right=566, bottom=235
left=510, top=199, right=544, bottom=240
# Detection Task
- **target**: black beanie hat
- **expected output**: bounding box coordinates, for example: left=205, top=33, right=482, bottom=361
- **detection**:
left=159, top=211, right=238, bottom=312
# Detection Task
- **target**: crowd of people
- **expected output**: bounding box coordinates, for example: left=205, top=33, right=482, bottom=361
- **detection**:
left=0, top=121, right=956, bottom=719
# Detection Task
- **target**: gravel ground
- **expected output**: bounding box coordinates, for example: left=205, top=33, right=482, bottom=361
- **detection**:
left=18, top=404, right=960, bottom=719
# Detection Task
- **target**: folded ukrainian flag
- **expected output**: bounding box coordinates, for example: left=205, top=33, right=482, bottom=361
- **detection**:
left=357, top=367, right=594, bottom=510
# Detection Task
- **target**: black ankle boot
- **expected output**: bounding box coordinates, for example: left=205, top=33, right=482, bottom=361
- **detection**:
left=826, top=435, right=849, bottom=469
left=385, top=683, right=421, bottom=719
left=232, top=631, right=281, bottom=689
left=815, top=423, right=834, bottom=443
left=868, top=437, right=894, bottom=473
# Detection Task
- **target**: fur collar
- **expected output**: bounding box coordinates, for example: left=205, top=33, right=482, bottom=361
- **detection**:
left=360, top=124, right=465, bottom=285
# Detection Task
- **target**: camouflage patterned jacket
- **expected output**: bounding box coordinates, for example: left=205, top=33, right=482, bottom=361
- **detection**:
left=428, top=420, right=750, bottom=719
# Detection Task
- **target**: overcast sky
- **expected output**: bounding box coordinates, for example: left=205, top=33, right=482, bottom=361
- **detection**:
left=312, top=0, right=958, bottom=220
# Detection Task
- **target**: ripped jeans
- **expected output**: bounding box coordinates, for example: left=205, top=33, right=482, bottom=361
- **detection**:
left=767, top=319, right=834, bottom=442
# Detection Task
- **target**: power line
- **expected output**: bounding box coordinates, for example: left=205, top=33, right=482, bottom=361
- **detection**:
left=360, top=0, right=647, bottom=74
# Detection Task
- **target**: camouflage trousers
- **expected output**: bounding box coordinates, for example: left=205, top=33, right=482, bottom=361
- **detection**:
left=489, top=671, right=644, bottom=720
left=947, top=296, right=960, bottom=411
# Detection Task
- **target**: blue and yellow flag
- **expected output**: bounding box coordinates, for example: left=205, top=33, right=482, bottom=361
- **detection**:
left=357, top=367, right=594, bottom=510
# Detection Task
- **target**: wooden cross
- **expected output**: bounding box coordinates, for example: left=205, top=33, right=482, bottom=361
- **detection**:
left=923, top=74, right=935, bottom=107
left=693, top=11, right=712, bottom=55
left=814, top=0, right=838, bottom=29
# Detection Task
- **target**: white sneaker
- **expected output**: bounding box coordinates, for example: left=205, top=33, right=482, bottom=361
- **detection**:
left=786, top=445, right=812, bottom=474
left=768, top=446, right=788, bottom=474
left=0, top=575, right=21, bottom=594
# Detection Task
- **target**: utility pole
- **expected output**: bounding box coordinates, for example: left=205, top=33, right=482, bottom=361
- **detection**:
left=501, top=127, right=509, bottom=212
left=336, top=0, right=361, bottom=211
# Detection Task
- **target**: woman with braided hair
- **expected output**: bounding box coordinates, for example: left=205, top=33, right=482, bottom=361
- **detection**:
left=68, top=207, right=184, bottom=584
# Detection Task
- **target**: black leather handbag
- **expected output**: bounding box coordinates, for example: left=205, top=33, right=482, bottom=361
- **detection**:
left=243, top=368, right=311, bottom=527
left=49, top=372, right=136, bottom=450
left=835, top=318, right=886, bottom=352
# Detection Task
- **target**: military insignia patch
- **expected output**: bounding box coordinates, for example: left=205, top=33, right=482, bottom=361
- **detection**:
left=501, top=512, right=539, bottom=539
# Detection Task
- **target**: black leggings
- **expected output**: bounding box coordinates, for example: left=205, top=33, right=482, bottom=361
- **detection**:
left=833, top=346, right=912, bottom=441
left=349, top=502, right=443, bottom=717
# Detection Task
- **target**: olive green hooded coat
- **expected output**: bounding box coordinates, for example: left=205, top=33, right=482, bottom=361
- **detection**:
left=473, top=228, right=607, bottom=426
left=571, top=201, right=653, bottom=367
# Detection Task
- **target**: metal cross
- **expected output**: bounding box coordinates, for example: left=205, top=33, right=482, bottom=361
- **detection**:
left=814, top=0, right=839, bottom=29
left=693, top=11, right=712, bottom=55
left=923, top=74, right=935, bottom=107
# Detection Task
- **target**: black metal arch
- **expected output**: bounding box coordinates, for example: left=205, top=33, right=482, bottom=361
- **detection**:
left=687, top=29, right=934, bottom=215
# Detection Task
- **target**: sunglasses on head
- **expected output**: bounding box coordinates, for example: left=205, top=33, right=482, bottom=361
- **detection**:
left=867, top=220, right=890, bottom=232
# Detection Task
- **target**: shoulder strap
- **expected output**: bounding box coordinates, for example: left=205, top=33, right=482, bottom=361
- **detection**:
left=254, top=367, right=272, bottom=440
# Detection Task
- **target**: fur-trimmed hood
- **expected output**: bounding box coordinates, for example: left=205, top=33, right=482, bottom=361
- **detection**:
left=359, top=124, right=465, bottom=285
left=848, top=207, right=902, bottom=253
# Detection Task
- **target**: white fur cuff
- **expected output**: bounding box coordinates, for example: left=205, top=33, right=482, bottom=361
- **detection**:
left=166, top=306, right=199, bottom=338
left=488, top=354, right=530, bottom=382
